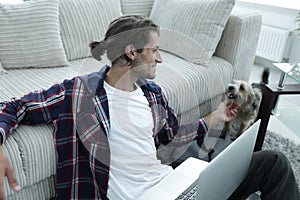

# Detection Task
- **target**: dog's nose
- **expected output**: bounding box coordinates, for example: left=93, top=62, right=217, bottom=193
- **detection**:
left=228, top=86, right=234, bottom=91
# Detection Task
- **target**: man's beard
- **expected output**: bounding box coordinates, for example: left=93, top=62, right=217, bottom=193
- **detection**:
left=131, top=56, right=156, bottom=80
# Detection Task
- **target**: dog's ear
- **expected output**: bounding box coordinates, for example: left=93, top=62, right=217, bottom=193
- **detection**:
left=247, top=89, right=259, bottom=104
left=254, top=87, right=262, bottom=94
left=252, top=84, right=262, bottom=92
left=248, top=89, right=262, bottom=108
left=251, top=83, right=265, bottom=99
left=253, top=89, right=262, bottom=102
left=247, top=93, right=253, bottom=104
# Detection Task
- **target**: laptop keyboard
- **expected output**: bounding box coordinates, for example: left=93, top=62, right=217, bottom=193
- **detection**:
left=176, top=179, right=198, bottom=200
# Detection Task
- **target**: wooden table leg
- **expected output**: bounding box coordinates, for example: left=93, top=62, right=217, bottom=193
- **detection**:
left=254, top=85, right=278, bottom=151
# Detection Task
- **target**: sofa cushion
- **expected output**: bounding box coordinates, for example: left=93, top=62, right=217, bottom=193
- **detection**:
left=59, top=0, right=122, bottom=61
left=158, top=30, right=211, bottom=67
left=0, top=0, right=68, bottom=69
left=150, top=0, right=235, bottom=65
left=12, top=125, right=56, bottom=186
left=0, top=58, right=108, bottom=102
left=120, top=0, right=154, bottom=17
left=154, top=51, right=233, bottom=115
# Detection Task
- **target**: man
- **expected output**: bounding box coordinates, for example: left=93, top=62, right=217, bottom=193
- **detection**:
left=0, top=15, right=299, bottom=200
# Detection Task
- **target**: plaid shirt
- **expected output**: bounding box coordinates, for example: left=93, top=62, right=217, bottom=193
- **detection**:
left=0, top=65, right=208, bottom=199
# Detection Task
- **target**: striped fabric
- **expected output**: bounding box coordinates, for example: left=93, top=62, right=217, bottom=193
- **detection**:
left=2, top=126, right=56, bottom=199
left=0, top=57, right=108, bottom=102
left=0, top=53, right=232, bottom=117
left=6, top=175, right=55, bottom=200
left=215, top=8, right=262, bottom=81
left=59, top=0, right=122, bottom=61
left=1, top=133, right=26, bottom=198
left=12, top=125, right=56, bottom=186
left=0, top=0, right=68, bottom=69
left=120, top=0, right=154, bottom=17
left=158, top=28, right=211, bottom=66
left=154, top=51, right=233, bottom=117
left=150, top=0, right=235, bottom=65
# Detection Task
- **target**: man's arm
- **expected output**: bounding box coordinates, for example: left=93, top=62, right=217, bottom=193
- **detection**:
left=0, top=81, right=67, bottom=144
left=0, top=79, right=71, bottom=199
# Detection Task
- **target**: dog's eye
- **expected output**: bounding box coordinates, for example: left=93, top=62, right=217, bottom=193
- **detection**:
left=240, top=85, right=245, bottom=91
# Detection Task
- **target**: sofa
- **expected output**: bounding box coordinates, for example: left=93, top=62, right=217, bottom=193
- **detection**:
left=0, top=0, right=262, bottom=199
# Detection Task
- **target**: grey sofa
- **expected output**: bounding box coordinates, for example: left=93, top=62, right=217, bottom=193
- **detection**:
left=0, top=0, right=262, bottom=199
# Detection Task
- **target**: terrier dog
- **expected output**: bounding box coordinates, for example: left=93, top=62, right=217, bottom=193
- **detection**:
left=224, top=80, right=262, bottom=140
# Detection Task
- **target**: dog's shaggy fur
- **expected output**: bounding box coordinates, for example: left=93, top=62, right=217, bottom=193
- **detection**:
left=224, top=80, right=262, bottom=140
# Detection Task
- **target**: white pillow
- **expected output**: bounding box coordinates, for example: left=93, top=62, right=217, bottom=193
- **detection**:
left=158, top=28, right=212, bottom=66
left=0, top=0, right=68, bottom=69
left=150, top=0, right=235, bottom=65
left=59, top=0, right=122, bottom=61
left=120, top=0, right=154, bottom=17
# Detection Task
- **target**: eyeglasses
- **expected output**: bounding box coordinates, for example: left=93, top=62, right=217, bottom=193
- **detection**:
left=144, top=46, right=160, bottom=53
left=134, top=46, right=160, bottom=54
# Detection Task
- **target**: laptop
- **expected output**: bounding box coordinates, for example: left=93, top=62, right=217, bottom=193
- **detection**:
left=140, top=120, right=261, bottom=200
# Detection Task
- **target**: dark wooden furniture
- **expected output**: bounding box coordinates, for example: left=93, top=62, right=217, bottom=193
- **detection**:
left=254, top=83, right=300, bottom=151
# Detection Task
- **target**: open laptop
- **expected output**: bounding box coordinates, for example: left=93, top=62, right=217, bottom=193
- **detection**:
left=140, top=120, right=261, bottom=200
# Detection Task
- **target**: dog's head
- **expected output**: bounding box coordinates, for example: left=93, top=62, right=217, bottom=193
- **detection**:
left=226, top=80, right=262, bottom=109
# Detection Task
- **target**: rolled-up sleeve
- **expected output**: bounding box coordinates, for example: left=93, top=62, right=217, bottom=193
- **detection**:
left=0, top=82, right=67, bottom=143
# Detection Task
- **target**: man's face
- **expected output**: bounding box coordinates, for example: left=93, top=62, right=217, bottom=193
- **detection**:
left=131, top=31, right=162, bottom=79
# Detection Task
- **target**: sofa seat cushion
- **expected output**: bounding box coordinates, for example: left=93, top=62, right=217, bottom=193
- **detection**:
left=154, top=51, right=233, bottom=115
left=0, top=0, right=68, bottom=69
left=0, top=57, right=109, bottom=102
left=3, top=125, right=56, bottom=197
left=6, top=175, right=55, bottom=200
left=2, top=134, right=27, bottom=198
left=11, top=125, right=56, bottom=186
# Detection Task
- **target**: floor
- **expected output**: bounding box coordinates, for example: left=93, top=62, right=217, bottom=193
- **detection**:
left=249, top=63, right=300, bottom=145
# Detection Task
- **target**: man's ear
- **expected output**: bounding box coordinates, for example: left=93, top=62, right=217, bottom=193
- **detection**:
left=125, top=44, right=136, bottom=60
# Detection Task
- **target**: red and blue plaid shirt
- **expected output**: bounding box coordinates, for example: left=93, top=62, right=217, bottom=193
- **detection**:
left=0, top=65, right=208, bottom=199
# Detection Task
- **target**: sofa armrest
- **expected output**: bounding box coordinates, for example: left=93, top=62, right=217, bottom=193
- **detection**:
left=214, top=8, right=262, bottom=81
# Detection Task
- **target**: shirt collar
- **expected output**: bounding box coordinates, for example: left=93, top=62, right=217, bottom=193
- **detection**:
left=97, top=65, right=160, bottom=94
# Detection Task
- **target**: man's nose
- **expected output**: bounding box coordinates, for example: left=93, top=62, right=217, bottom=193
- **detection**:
left=155, top=50, right=163, bottom=63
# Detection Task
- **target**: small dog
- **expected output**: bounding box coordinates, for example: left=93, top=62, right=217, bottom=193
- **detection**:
left=224, top=80, right=262, bottom=140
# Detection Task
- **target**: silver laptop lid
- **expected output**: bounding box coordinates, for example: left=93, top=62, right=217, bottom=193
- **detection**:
left=196, top=120, right=261, bottom=200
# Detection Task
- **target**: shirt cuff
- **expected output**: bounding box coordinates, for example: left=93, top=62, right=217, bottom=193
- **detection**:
left=0, top=127, right=5, bottom=145
left=199, top=118, right=209, bottom=133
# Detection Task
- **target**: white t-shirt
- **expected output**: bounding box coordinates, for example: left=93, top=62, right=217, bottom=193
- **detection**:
left=104, top=81, right=173, bottom=200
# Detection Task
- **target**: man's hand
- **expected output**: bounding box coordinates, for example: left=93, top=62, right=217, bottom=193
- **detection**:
left=0, top=146, right=21, bottom=200
left=204, top=101, right=240, bottom=129
left=222, top=101, right=240, bottom=122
